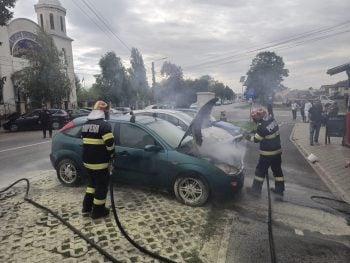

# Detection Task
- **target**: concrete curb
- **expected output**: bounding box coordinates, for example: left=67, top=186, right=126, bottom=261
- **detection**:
left=289, top=125, right=350, bottom=204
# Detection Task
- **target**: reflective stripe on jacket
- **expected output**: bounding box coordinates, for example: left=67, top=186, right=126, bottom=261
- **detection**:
left=82, top=119, right=115, bottom=170
left=252, top=117, right=282, bottom=156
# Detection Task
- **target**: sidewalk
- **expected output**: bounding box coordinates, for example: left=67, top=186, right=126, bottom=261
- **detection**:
left=291, top=123, right=350, bottom=203
left=0, top=171, right=230, bottom=263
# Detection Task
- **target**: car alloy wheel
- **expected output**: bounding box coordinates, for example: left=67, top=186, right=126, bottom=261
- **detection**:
left=174, top=176, right=209, bottom=206
left=52, top=121, right=61, bottom=130
left=57, top=159, right=80, bottom=186
left=10, top=124, right=19, bottom=132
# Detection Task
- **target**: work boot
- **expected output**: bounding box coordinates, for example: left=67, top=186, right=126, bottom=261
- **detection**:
left=246, top=187, right=261, bottom=197
left=82, top=193, right=94, bottom=213
left=91, top=205, right=110, bottom=219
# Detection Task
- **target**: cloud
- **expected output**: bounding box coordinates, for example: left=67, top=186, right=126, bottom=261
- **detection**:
left=11, top=0, right=350, bottom=93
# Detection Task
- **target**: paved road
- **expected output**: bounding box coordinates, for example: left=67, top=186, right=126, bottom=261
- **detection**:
left=0, top=130, right=54, bottom=187
left=1, top=104, right=349, bottom=262
left=213, top=103, right=350, bottom=262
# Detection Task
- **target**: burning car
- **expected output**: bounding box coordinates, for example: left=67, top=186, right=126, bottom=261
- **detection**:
left=50, top=99, right=245, bottom=206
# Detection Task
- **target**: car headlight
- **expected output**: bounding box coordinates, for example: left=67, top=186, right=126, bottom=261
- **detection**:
left=215, top=163, right=240, bottom=176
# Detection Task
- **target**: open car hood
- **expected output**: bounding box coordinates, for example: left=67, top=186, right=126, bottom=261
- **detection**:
left=177, top=98, right=218, bottom=148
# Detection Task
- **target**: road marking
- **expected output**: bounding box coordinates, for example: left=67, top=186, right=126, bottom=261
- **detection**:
left=294, top=229, right=304, bottom=236
left=0, top=141, right=50, bottom=153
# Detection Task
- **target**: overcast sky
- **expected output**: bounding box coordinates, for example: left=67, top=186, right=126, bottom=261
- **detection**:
left=12, top=0, right=350, bottom=93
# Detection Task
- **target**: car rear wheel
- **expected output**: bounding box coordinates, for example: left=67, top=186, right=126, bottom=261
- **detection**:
left=57, top=159, right=81, bottom=186
left=52, top=121, right=61, bottom=130
left=10, top=124, right=19, bottom=132
left=174, top=175, right=209, bottom=206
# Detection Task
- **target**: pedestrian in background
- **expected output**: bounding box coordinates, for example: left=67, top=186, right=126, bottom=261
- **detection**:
left=309, top=101, right=323, bottom=146
left=300, top=101, right=306, bottom=122
left=291, top=101, right=298, bottom=120
left=39, top=104, right=52, bottom=138
left=304, top=100, right=312, bottom=122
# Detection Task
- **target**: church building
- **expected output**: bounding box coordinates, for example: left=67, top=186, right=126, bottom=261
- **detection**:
left=0, top=0, right=77, bottom=114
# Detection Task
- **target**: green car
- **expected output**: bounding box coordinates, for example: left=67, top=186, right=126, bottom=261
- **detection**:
left=50, top=113, right=244, bottom=206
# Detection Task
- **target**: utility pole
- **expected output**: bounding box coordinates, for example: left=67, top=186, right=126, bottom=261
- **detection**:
left=151, top=62, right=155, bottom=88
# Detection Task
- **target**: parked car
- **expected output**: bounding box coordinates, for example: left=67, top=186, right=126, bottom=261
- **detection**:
left=114, top=107, right=131, bottom=114
left=50, top=101, right=245, bottom=206
left=134, top=108, right=243, bottom=137
left=144, top=104, right=169, bottom=110
left=67, top=109, right=91, bottom=120
left=2, top=109, right=69, bottom=132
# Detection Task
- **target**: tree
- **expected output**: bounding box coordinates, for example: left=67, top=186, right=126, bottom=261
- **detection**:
left=93, top=52, right=130, bottom=106
left=245, top=51, right=289, bottom=104
left=158, top=61, right=185, bottom=106
left=129, top=48, right=149, bottom=106
left=11, top=30, right=71, bottom=108
left=0, top=0, right=17, bottom=26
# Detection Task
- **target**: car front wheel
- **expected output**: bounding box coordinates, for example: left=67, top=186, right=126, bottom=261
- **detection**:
left=56, top=159, right=81, bottom=186
left=52, top=121, right=61, bottom=130
left=10, top=124, right=19, bottom=132
left=174, top=175, right=209, bottom=206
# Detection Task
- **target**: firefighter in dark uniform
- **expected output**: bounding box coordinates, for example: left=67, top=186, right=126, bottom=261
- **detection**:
left=81, top=101, right=115, bottom=219
left=245, top=108, right=285, bottom=197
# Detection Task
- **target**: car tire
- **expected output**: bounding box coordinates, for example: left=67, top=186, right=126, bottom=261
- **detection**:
left=56, top=158, right=81, bottom=186
left=52, top=121, right=61, bottom=130
left=174, top=175, right=209, bottom=206
left=9, top=124, right=19, bottom=132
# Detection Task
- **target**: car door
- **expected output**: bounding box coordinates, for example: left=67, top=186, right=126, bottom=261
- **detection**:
left=20, top=110, right=41, bottom=130
left=113, top=122, right=168, bottom=188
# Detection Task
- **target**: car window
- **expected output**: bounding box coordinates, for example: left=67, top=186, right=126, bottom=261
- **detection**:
left=26, top=111, right=40, bottom=117
left=119, top=123, right=156, bottom=149
left=63, top=125, right=82, bottom=138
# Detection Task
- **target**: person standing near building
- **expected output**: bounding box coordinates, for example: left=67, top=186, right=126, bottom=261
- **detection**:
left=39, top=104, right=52, bottom=138
left=81, top=101, right=115, bottom=219
left=300, top=101, right=306, bottom=122
left=309, top=101, right=323, bottom=146
left=304, top=100, right=313, bottom=122
left=244, top=108, right=285, bottom=197
left=291, top=101, right=298, bottom=120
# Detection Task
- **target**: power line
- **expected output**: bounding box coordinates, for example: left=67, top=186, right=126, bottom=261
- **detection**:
left=79, top=0, right=131, bottom=52
left=183, top=20, right=350, bottom=70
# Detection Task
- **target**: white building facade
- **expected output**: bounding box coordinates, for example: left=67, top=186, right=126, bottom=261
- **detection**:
left=0, top=0, right=76, bottom=115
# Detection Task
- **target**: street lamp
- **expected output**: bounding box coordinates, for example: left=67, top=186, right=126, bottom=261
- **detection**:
left=151, top=57, right=167, bottom=88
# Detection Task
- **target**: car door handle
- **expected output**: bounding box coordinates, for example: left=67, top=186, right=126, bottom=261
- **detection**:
left=118, top=151, right=129, bottom=156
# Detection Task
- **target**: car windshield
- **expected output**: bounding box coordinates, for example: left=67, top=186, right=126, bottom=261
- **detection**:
left=145, top=119, right=192, bottom=148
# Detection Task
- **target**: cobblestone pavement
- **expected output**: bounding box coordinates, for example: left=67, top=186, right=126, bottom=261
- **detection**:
left=292, top=123, right=350, bottom=203
left=0, top=171, right=230, bottom=263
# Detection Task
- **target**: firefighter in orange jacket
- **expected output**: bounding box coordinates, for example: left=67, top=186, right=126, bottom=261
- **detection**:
left=81, top=101, right=115, bottom=219
left=245, top=108, right=285, bottom=197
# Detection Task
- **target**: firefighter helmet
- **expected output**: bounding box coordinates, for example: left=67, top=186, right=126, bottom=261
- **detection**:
left=93, top=100, right=109, bottom=112
left=251, top=108, right=266, bottom=122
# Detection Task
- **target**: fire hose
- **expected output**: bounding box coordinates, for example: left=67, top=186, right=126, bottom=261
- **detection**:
left=0, top=178, right=176, bottom=263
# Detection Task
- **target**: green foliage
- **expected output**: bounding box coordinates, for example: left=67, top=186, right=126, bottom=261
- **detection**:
left=11, top=30, right=71, bottom=108
left=93, top=51, right=130, bottom=106
left=245, top=51, right=288, bottom=105
left=0, top=0, right=17, bottom=26
left=130, top=48, right=149, bottom=105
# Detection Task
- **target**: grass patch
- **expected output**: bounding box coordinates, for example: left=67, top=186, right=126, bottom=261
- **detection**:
left=202, top=207, right=226, bottom=242
left=272, top=103, right=289, bottom=110
left=186, top=250, right=204, bottom=263
left=231, top=121, right=257, bottom=132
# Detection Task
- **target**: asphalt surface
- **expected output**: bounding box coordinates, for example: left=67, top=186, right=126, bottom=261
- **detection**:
left=213, top=103, right=350, bottom=263
left=1, top=103, right=350, bottom=263
left=0, top=130, right=53, bottom=187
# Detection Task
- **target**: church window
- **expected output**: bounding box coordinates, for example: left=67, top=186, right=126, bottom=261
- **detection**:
left=50, top=14, right=55, bottom=30
left=40, top=14, right=44, bottom=28
left=60, top=16, right=64, bottom=32
left=62, top=48, right=67, bottom=65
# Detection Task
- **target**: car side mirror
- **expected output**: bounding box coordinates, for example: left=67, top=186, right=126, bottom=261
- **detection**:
left=144, top=145, right=162, bottom=152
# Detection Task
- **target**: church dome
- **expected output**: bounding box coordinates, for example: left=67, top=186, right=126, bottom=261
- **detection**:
left=37, top=0, right=62, bottom=7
